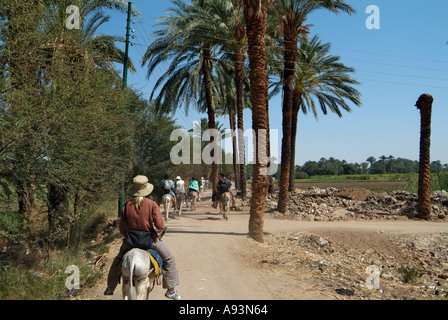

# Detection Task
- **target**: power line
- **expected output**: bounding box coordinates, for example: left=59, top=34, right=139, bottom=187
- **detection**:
left=129, top=14, right=448, bottom=108
left=332, top=47, right=448, bottom=64
left=134, top=19, right=204, bottom=128
left=132, top=24, right=448, bottom=66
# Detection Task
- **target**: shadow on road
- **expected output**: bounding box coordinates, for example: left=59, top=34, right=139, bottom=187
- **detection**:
left=166, top=229, right=248, bottom=237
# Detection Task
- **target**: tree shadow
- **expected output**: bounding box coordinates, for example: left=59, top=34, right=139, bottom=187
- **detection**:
left=166, top=229, right=248, bottom=237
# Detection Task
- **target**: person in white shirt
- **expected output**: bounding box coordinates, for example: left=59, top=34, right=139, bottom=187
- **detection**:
left=174, top=176, right=187, bottom=207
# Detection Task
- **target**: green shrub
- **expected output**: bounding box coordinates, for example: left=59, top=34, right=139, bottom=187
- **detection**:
left=397, top=265, right=424, bottom=284
left=434, top=173, right=448, bottom=191
left=295, top=171, right=309, bottom=179
left=0, top=211, right=28, bottom=243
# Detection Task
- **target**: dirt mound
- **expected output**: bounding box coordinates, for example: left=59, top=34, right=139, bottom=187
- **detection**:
left=246, top=230, right=448, bottom=300
left=333, top=187, right=376, bottom=201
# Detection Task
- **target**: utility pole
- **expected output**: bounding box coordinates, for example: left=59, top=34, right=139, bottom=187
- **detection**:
left=123, top=1, right=132, bottom=89
left=118, top=1, right=132, bottom=217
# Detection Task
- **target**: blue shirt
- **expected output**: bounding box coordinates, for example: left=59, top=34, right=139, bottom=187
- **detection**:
left=188, top=180, right=199, bottom=191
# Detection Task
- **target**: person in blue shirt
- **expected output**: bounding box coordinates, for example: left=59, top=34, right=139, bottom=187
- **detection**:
left=188, top=177, right=201, bottom=201
left=158, top=173, right=177, bottom=208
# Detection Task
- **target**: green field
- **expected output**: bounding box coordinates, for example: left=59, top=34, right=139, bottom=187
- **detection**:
left=269, top=172, right=448, bottom=193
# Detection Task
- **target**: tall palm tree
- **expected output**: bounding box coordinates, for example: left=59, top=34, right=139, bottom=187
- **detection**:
left=188, top=0, right=250, bottom=199
left=415, top=93, right=433, bottom=220
left=141, top=0, right=221, bottom=192
left=271, top=0, right=355, bottom=214
left=288, top=35, right=361, bottom=190
left=243, top=0, right=270, bottom=242
left=214, top=63, right=240, bottom=187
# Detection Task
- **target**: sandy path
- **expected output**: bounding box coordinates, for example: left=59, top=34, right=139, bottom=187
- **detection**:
left=80, top=192, right=448, bottom=301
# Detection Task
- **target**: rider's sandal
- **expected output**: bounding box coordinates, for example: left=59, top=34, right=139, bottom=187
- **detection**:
left=165, top=289, right=181, bottom=300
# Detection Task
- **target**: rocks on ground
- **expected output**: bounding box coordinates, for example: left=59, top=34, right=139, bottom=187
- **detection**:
left=265, top=188, right=448, bottom=221
left=250, top=230, right=448, bottom=300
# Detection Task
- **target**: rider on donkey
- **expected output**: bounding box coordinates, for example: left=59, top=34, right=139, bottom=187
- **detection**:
left=157, top=173, right=177, bottom=209
left=174, top=176, right=187, bottom=208
left=104, top=175, right=181, bottom=300
left=212, top=172, right=238, bottom=209
left=187, top=177, right=201, bottom=202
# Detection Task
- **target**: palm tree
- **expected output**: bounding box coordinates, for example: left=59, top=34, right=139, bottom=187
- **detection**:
left=379, top=155, right=387, bottom=173
left=39, top=0, right=133, bottom=72
left=243, top=0, right=270, bottom=242
left=366, top=156, right=376, bottom=171
left=213, top=64, right=241, bottom=188
left=415, top=93, right=433, bottom=220
left=141, top=0, right=222, bottom=192
left=189, top=0, right=250, bottom=199
left=288, top=35, right=361, bottom=190
left=271, top=0, right=355, bottom=214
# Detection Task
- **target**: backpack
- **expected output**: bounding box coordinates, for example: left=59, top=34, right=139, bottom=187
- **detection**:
left=218, top=179, right=229, bottom=193
left=163, top=180, right=172, bottom=194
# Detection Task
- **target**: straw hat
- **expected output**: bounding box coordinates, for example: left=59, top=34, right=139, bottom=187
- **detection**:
left=176, top=176, right=182, bottom=180
left=130, top=175, right=154, bottom=197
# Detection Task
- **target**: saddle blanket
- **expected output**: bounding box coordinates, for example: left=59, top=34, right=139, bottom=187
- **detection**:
left=146, top=249, right=163, bottom=275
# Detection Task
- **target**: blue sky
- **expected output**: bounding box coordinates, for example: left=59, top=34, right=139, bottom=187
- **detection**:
left=97, top=0, right=448, bottom=166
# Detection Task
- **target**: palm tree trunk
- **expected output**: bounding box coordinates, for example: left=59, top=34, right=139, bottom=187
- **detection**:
left=266, top=86, right=274, bottom=194
left=203, top=51, right=219, bottom=192
left=415, top=93, right=433, bottom=220
left=228, top=106, right=240, bottom=190
left=244, top=0, right=269, bottom=243
left=289, top=91, right=302, bottom=191
left=277, top=29, right=298, bottom=214
left=235, top=48, right=247, bottom=200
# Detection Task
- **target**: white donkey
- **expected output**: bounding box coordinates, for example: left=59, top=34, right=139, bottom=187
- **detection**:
left=176, top=192, right=185, bottom=217
left=120, top=248, right=158, bottom=300
left=188, top=191, right=198, bottom=211
left=219, top=192, right=231, bottom=221
left=160, top=194, right=173, bottom=221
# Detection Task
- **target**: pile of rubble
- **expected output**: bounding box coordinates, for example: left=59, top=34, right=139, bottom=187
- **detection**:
left=257, top=230, right=448, bottom=300
left=265, top=188, right=448, bottom=221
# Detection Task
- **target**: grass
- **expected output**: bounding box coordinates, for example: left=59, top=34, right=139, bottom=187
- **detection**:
left=294, top=173, right=414, bottom=184
left=0, top=197, right=117, bottom=300
left=0, top=248, right=102, bottom=300
left=255, top=172, right=448, bottom=193
left=291, top=173, right=447, bottom=193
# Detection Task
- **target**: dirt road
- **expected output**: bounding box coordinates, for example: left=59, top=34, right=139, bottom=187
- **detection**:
left=79, top=191, right=448, bottom=301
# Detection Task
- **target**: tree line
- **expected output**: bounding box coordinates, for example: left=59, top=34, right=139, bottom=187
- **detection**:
left=295, top=156, right=447, bottom=178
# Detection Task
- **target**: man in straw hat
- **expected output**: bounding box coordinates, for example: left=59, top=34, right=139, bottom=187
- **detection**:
left=104, top=175, right=181, bottom=300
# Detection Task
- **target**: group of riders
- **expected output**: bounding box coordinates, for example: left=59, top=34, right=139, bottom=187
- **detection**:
left=104, top=172, right=238, bottom=300
left=156, top=173, right=237, bottom=210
